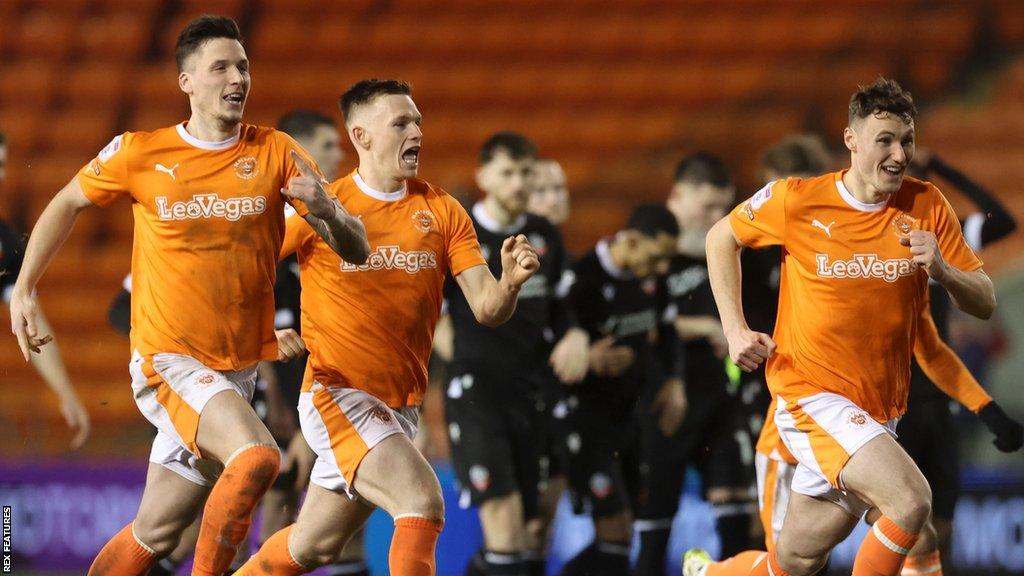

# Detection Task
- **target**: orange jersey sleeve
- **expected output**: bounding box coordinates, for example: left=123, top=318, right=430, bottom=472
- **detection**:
left=443, top=195, right=486, bottom=276
left=729, top=179, right=789, bottom=248
left=280, top=206, right=316, bottom=260
left=913, top=300, right=992, bottom=413
left=930, top=189, right=984, bottom=273
left=77, top=133, right=133, bottom=206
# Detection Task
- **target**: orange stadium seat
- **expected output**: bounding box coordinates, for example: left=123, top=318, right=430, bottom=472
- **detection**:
left=11, top=10, right=76, bottom=59
left=64, top=64, right=128, bottom=107
left=0, top=61, right=57, bottom=110
left=38, top=110, right=117, bottom=155
left=78, top=13, right=150, bottom=61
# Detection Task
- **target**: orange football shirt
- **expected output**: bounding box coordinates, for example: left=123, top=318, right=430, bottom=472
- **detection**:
left=756, top=294, right=992, bottom=463
left=282, top=171, right=485, bottom=407
left=731, top=171, right=982, bottom=422
left=77, top=122, right=321, bottom=370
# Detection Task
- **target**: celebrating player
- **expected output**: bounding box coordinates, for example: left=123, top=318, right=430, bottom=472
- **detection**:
left=698, top=78, right=995, bottom=576
left=237, top=79, right=539, bottom=575
left=9, top=16, right=367, bottom=575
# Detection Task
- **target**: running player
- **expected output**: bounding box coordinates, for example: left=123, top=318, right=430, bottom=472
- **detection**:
left=698, top=78, right=995, bottom=576
left=634, top=153, right=756, bottom=576
left=445, top=134, right=587, bottom=576
left=9, top=16, right=368, bottom=575
left=0, top=130, right=90, bottom=449
left=236, top=79, right=539, bottom=575
left=559, top=204, right=682, bottom=576
left=684, top=134, right=1023, bottom=576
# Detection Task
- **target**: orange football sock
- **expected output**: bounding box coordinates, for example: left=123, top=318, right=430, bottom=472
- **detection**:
left=706, top=550, right=768, bottom=576
left=901, top=551, right=942, bottom=575
left=193, top=444, right=280, bottom=575
left=853, top=516, right=919, bottom=576
left=87, top=523, right=157, bottom=575
left=234, top=525, right=307, bottom=575
left=389, top=515, right=443, bottom=576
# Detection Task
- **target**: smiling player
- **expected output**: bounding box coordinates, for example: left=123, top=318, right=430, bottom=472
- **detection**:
left=9, top=15, right=367, bottom=575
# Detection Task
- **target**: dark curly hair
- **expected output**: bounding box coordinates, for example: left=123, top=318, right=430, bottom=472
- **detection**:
left=849, top=77, right=917, bottom=125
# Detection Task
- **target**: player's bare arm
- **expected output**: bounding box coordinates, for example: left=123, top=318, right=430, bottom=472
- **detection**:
left=26, top=309, right=91, bottom=449
left=455, top=233, right=539, bottom=327
left=899, top=229, right=995, bottom=319
left=284, top=150, right=370, bottom=264
left=10, top=177, right=94, bottom=360
left=705, top=217, right=775, bottom=372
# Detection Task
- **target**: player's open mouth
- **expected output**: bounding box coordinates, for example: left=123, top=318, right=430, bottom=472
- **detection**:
left=881, top=165, right=903, bottom=177
left=401, top=146, right=420, bottom=168
left=223, top=92, right=245, bottom=106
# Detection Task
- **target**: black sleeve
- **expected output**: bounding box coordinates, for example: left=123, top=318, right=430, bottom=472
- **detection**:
left=107, top=289, right=132, bottom=335
left=547, top=231, right=579, bottom=340
left=929, top=155, right=1017, bottom=247
left=0, top=223, right=25, bottom=302
left=656, top=285, right=684, bottom=380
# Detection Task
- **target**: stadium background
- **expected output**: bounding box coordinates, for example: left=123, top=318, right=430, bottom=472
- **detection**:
left=1, top=0, right=1023, bottom=574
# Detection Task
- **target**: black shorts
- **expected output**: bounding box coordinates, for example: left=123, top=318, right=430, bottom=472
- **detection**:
left=444, top=363, right=546, bottom=518
left=563, top=396, right=641, bottom=519
left=635, top=389, right=754, bottom=521
left=897, top=399, right=960, bottom=520
left=537, top=374, right=569, bottom=484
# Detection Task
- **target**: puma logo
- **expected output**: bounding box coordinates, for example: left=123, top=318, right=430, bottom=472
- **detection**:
left=812, top=219, right=836, bottom=238
left=155, top=163, right=180, bottom=180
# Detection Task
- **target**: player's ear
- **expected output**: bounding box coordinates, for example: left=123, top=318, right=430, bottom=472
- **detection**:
left=843, top=126, right=857, bottom=153
left=350, top=125, right=370, bottom=151
left=178, top=72, right=193, bottom=96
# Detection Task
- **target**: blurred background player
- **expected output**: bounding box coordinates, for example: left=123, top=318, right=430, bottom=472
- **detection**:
left=9, top=15, right=367, bottom=575
left=444, top=133, right=588, bottom=576
left=240, top=79, right=539, bottom=575
left=0, top=130, right=90, bottom=449
left=527, top=158, right=570, bottom=227
left=634, top=153, right=757, bottom=576
left=559, top=204, right=682, bottom=576
left=524, top=156, right=575, bottom=576
left=699, top=78, right=994, bottom=576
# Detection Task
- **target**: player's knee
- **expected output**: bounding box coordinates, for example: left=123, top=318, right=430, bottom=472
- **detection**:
left=229, top=443, right=281, bottom=489
left=402, top=477, right=445, bottom=521
left=776, top=546, right=826, bottom=576
left=897, top=485, right=932, bottom=532
left=132, top=520, right=183, bottom=558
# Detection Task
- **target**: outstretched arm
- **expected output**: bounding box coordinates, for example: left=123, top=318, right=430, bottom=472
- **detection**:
left=922, top=153, right=1017, bottom=246
left=10, top=178, right=94, bottom=359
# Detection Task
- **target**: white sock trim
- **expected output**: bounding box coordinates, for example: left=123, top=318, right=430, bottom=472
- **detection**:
left=901, top=562, right=942, bottom=575
left=130, top=522, right=157, bottom=556
left=393, top=512, right=439, bottom=522
left=224, top=442, right=279, bottom=467
left=633, top=518, right=673, bottom=532
left=596, top=541, right=631, bottom=556
left=872, top=522, right=911, bottom=556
